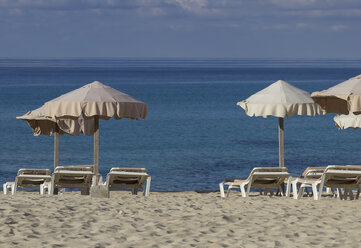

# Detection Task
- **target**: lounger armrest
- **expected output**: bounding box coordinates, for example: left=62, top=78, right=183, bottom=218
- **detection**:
left=108, top=172, right=149, bottom=177
left=252, top=172, right=290, bottom=176
left=53, top=171, right=94, bottom=176
left=16, top=175, right=52, bottom=179
left=325, top=170, right=361, bottom=175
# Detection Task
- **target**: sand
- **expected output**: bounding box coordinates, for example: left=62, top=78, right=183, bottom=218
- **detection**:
left=1, top=191, right=361, bottom=248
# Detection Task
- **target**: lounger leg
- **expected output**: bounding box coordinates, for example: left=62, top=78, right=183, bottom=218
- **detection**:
left=3, top=183, right=7, bottom=195
left=312, top=183, right=319, bottom=200
left=246, top=182, right=252, bottom=197
left=326, top=187, right=332, bottom=195
left=226, top=184, right=234, bottom=197
left=337, top=188, right=343, bottom=200
left=285, top=178, right=291, bottom=197
left=292, top=181, right=298, bottom=199
left=280, top=183, right=285, bottom=195
left=349, top=189, right=354, bottom=200
left=318, top=181, right=325, bottom=200
left=344, top=189, right=349, bottom=200
left=219, top=183, right=225, bottom=198
left=356, top=187, right=360, bottom=199
left=297, top=184, right=305, bottom=199
left=144, top=177, right=151, bottom=197
left=52, top=177, right=57, bottom=195
left=40, top=184, right=44, bottom=195
left=48, top=182, right=52, bottom=195
left=240, top=183, right=247, bottom=197
left=11, top=183, right=16, bottom=195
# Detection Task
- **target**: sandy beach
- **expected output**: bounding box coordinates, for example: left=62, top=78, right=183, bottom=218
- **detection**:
left=1, top=191, right=361, bottom=248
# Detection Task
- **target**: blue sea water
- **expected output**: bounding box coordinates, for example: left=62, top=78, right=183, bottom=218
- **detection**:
left=1, top=58, right=361, bottom=191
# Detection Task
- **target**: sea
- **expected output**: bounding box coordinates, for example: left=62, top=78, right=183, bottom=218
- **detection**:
left=1, top=58, right=361, bottom=191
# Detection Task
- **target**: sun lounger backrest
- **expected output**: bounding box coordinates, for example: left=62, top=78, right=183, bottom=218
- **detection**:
left=249, top=167, right=287, bottom=178
left=17, top=169, right=51, bottom=176
left=106, top=168, right=149, bottom=189
left=15, top=169, right=52, bottom=189
left=53, top=166, right=95, bottom=189
left=319, top=165, right=361, bottom=187
left=247, top=167, right=290, bottom=187
left=302, top=167, right=326, bottom=179
left=250, top=172, right=290, bottom=186
left=326, top=165, right=361, bottom=172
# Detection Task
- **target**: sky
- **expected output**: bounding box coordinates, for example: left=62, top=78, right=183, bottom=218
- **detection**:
left=0, top=0, right=361, bottom=58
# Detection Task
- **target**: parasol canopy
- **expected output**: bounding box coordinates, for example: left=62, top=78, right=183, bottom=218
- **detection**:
left=238, top=80, right=324, bottom=118
left=43, top=81, right=147, bottom=120
left=311, top=74, right=361, bottom=115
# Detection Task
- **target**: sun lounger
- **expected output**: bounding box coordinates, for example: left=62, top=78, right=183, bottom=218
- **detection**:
left=3, top=169, right=51, bottom=195
left=104, top=168, right=151, bottom=196
left=219, top=167, right=291, bottom=198
left=288, top=167, right=326, bottom=199
left=296, top=165, right=361, bottom=200
left=50, top=165, right=95, bottom=195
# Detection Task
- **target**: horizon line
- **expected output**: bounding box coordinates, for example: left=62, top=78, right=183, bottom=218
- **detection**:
left=0, top=56, right=361, bottom=60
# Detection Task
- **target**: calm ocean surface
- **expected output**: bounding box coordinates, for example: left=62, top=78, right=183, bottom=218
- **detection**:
left=1, top=58, right=361, bottom=191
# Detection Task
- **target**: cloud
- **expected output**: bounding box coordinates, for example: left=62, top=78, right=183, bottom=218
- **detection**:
left=165, top=0, right=226, bottom=16
left=331, top=24, right=348, bottom=31
left=296, top=22, right=313, bottom=28
left=271, top=0, right=317, bottom=8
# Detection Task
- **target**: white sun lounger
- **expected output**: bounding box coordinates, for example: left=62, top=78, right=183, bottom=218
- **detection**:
left=219, top=167, right=291, bottom=198
left=3, top=169, right=51, bottom=195
left=104, top=168, right=151, bottom=196
left=288, top=167, right=326, bottom=199
left=50, top=165, right=96, bottom=195
left=296, top=165, right=361, bottom=200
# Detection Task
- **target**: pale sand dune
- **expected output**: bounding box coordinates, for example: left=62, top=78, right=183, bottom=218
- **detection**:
left=1, top=191, right=361, bottom=248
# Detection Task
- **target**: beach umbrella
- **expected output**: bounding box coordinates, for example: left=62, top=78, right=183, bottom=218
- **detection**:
left=18, top=81, right=147, bottom=177
left=237, top=80, right=325, bottom=167
left=334, top=113, right=361, bottom=130
left=311, top=74, right=361, bottom=115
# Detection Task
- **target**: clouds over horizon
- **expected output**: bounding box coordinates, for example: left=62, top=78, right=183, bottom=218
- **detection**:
left=0, top=0, right=360, bottom=58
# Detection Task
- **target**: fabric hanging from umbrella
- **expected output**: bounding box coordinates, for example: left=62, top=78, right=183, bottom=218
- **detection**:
left=334, top=113, right=361, bottom=130
left=17, top=106, right=95, bottom=136
left=311, top=74, right=361, bottom=115
left=237, top=80, right=325, bottom=167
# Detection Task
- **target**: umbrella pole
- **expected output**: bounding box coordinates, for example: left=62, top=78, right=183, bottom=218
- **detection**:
left=94, top=117, right=99, bottom=180
left=54, top=125, right=59, bottom=170
left=278, top=117, right=284, bottom=167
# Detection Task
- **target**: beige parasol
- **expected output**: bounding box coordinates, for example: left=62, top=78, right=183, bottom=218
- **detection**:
left=18, top=81, right=147, bottom=177
left=334, top=113, right=361, bottom=130
left=237, top=80, right=325, bottom=167
left=311, top=74, right=361, bottom=115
